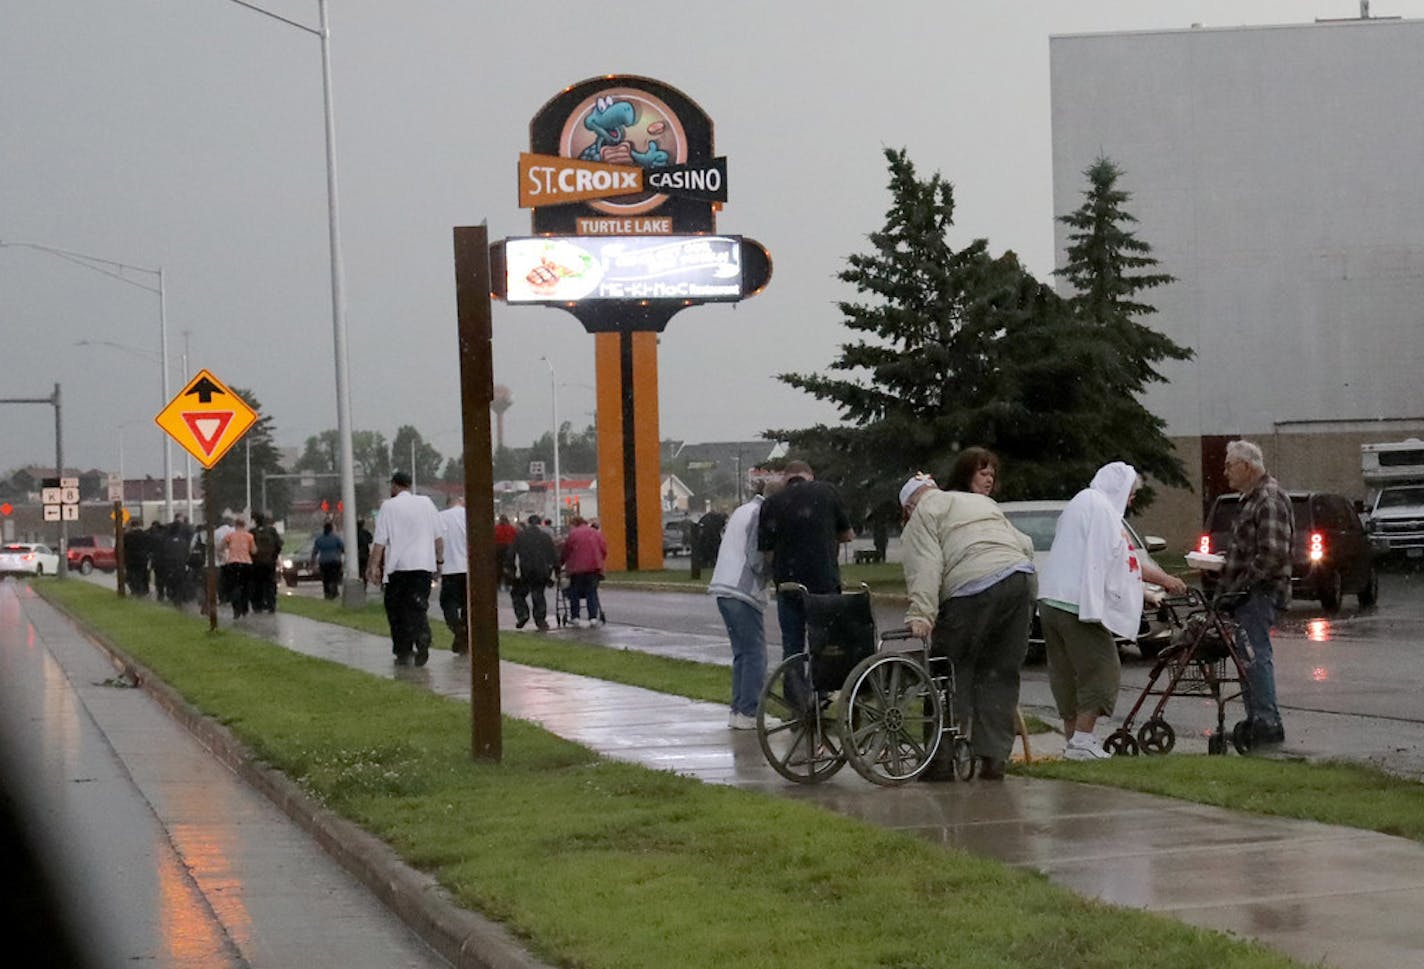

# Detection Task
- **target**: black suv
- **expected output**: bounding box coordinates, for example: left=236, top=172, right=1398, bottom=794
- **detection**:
left=1199, top=491, right=1377, bottom=612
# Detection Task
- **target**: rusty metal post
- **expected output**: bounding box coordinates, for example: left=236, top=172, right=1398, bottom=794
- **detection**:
left=453, top=225, right=500, bottom=761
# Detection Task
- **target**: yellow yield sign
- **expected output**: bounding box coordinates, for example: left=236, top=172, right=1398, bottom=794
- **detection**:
left=155, top=369, right=258, bottom=469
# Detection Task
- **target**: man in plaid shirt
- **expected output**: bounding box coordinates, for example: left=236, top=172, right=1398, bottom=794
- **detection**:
left=1220, top=439, right=1294, bottom=746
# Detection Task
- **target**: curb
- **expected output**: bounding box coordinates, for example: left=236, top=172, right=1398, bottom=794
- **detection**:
left=39, top=590, right=554, bottom=969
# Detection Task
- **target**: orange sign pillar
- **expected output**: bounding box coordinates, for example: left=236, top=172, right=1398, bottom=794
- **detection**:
left=596, top=331, right=665, bottom=571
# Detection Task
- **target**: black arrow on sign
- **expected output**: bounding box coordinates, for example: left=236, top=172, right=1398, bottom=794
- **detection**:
left=185, top=376, right=226, bottom=404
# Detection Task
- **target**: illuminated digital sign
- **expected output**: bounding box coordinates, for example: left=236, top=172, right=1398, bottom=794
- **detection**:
left=504, top=235, right=743, bottom=304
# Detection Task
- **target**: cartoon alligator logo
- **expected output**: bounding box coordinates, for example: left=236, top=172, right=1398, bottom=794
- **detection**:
left=578, top=95, right=670, bottom=169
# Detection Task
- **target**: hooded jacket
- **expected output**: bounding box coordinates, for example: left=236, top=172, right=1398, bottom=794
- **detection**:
left=1036, top=462, right=1144, bottom=640
left=707, top=495, right=768, bottom=610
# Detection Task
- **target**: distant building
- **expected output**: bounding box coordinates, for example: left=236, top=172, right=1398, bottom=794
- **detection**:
left=1051, top=16, right=1424, bottom=546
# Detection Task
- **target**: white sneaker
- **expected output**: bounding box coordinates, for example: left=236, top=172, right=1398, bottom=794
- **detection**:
left=1064, top=736, right=1112, bottom=761
left=728, top=713, right=758, bottom=730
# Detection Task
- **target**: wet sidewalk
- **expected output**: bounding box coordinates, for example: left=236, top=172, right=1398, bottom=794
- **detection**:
left=17, top=577, right=1424, bottom=969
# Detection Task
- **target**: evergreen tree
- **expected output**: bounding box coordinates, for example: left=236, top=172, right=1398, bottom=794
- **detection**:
left=766, top=147, right=996, bottom=509
left=1055, top=156, right=1193, bottom=490
left=768, top=148, right=1194, bottom=510
left=205, top=388, right=290, bottom=517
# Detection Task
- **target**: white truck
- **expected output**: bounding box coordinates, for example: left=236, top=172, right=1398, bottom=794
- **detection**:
left=1361, top=439, right=1424, bottom=562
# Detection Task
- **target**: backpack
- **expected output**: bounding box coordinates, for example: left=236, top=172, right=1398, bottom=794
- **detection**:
left=253, top=526, right=281, bottom=565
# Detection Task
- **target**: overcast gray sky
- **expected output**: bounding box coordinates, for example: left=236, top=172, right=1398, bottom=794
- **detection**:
left=3, top=0, right=1414, bottom=479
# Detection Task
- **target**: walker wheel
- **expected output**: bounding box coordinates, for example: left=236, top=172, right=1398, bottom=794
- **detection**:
left=1231, top=719, right=1254, bottom=755
left=952, top=737, right=977, bottom=781
left=1136, top=718, right=1176, bottom=755
left=1207, top=733, right=1227, bottom=756
left=1103, top=729, right=1139, bottom=756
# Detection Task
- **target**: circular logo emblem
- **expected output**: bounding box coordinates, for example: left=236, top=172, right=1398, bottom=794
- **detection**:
left=559, top=87, right=687, bottom=216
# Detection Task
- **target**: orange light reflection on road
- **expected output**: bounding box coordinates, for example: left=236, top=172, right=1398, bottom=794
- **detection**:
left=1306, top=619, right=1331, bottom=643
left=1313, top=666, right=1330, bottom=682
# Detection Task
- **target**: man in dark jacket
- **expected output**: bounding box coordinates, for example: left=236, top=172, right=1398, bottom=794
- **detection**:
left=123, top=520, right=150, bottom=596
left=510, top=514, right=558, bottom=631
left=756, top=460, right=854, bottom=659
left=249, top=512, right=283, bottom=613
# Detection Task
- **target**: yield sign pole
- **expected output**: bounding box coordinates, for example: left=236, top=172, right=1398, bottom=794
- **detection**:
left=155, top=370, right=260, bottom=631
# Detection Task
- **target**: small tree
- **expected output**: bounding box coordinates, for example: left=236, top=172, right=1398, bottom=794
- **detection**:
left=1055, top=156, right=1193, bottom=490
left=391, top=425, right=442, bottom=486
left=206, top=388, right=290, bottom=517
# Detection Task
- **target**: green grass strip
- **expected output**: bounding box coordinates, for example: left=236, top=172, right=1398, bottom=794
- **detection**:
left=1020, top=755, right=1424, bottom=843
left=40, top=580, right=1303, bottom=969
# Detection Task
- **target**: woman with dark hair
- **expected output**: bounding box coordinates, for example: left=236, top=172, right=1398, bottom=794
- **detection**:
left=947, top=447, right=999, bottom=496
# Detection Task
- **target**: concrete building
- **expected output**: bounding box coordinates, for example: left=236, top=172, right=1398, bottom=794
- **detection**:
left=1050, top=15, right=1424, bottom=549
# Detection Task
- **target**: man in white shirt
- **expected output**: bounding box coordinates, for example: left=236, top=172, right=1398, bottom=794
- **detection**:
left=211, top=516, right=234, bottom=604
left=438, top=496, right=469, bottom=655
left=365, top=471, right=444, bottom=667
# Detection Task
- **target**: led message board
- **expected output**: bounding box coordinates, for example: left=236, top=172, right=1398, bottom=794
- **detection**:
left=504, top=235, right=743, bottom=304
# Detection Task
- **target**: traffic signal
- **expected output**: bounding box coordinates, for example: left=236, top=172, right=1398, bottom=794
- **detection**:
left=0, top=502, right=12, bottom=517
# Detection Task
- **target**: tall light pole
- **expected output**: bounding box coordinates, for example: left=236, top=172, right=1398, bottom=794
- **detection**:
left=181, top=330, right=196, bottom=521
left=1, top=240, right=174, bottom=523
left=540, top=357, right=561, bottom=529
left=223, top=0, right=359, bottom=604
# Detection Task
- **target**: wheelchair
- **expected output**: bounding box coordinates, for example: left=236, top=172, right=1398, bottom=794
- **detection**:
left=755, top=583, right=975, bottom=786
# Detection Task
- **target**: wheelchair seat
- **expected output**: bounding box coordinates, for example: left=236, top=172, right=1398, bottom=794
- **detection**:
left=779, top=583, right=877, bottom=691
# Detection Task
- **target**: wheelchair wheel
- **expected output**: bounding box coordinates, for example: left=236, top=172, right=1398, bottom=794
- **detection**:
left=756, top=654, right=845, bottom=784
left=839, top=653, right=943, bottom=786
left=1207, top=733, right=1228, bottom=756
left=1136, top=718, right=1176, bottom=755
left=1104, top=728, right=1140, bottom=756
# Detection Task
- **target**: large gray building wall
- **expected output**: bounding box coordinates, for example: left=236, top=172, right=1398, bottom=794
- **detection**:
left=1050, top=19, right=1424, bottom=548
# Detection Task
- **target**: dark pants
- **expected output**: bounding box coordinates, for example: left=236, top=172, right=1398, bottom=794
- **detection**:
left=384, top=570, right=434, bottom=662
left=566, top=572, right=601, bottom=622
left=319, top=561, right=342, bottom=599
left=511, top=573, right=550, bottom=627
left=225, top=563, right=252, bottom=618
left=440, top=572, right=468, bottom=652
left=250, top=563, right=278, bottom=612
left=776, top=590, right=809, bottom=660
left=931, top=571, right=1032, bottom=763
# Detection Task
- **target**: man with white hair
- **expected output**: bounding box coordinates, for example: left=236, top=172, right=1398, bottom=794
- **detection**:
left=1220, top=439, right=1294, bottom=747
left=899, top=472, right=1036, bottom=780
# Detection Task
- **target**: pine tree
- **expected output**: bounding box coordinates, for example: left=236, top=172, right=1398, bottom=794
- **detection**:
left=1055, top=156, right=1193, bottom=489
left=766, top=148, right=996, bottom=509
left=205, top=388, right=290, bottom=517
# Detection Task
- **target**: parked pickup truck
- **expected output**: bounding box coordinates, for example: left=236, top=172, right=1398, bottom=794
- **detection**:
left=66, top=535, right=119, bottom=574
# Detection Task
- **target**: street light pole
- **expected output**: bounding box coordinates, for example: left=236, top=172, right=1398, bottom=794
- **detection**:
left=540, top=357, right=561, bottom=529
left=224, top=0, right=359, bottom=603
left=0, top=240, right=174, bottom=523
left=182, top=330, right=195, bottom=521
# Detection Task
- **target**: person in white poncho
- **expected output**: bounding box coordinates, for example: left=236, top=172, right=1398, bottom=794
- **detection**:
left=1036, top=463, right=1186, bottom=760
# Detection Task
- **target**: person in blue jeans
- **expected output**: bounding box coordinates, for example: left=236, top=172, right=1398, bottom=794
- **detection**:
left=756, top=461, right=855, bottom=661
left=708, top=480, right=781, bottom=729
left=1219, top=439, right=1294, bottom=747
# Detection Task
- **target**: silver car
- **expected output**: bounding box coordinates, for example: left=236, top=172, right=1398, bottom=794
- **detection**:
left=998, top=500, right=1172, bottom=661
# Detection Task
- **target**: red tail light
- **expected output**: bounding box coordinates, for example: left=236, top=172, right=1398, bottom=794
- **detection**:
left=1198, top=535, right=1211, bottom=555
left=1309, top=531, right=1325, bottom=562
